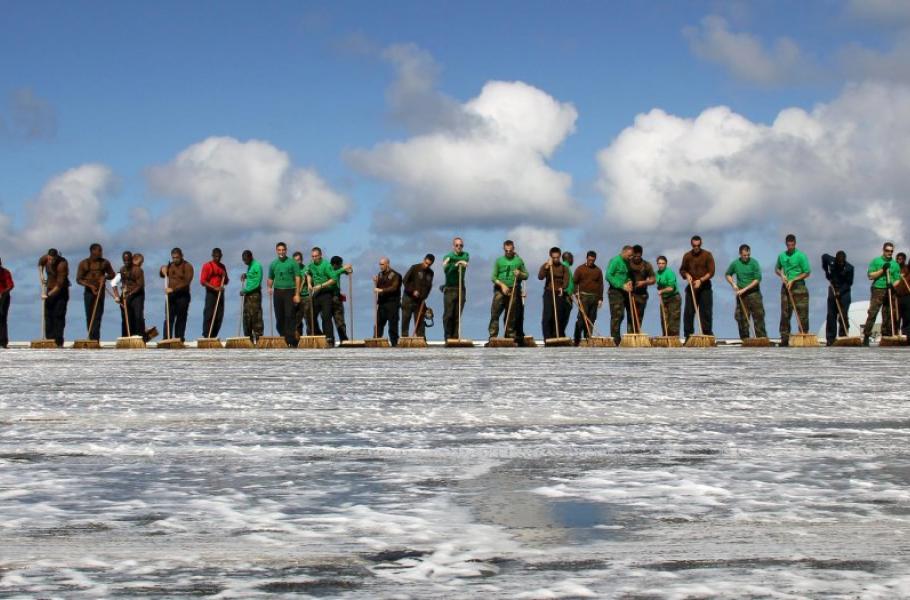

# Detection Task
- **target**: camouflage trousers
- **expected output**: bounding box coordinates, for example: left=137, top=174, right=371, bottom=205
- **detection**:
left=607, top=288, right=630, bottom=344
left=780, top=281, right=809, bottom=343
left=657, top=293, right=681, bottom=337
left=863, top=287, right=896, bottom=337
left=332, top=295, right=348, bottom=342
left=735, top=289, right=767, bottom=339
left=242, top=290, right=264, bottom=341
left=296, top=295, right=313, bottom=336
left=489, top=287, right=521, bottom=338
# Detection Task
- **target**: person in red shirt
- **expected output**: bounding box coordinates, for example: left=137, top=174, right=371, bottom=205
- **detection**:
left=0, top=257, right=13, bottom=348
left=199, top=247, right=229, bottom=338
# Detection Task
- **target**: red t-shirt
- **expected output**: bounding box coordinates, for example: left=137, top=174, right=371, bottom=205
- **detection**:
left=199, top=261, right=228, bottom=289
left=0, top=268, right=13, bottom=295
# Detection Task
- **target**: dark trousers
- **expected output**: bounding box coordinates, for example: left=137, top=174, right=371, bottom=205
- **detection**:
left=202, top=289, right=225, bottom=338
left=83, top=288, right=105, bottom=340
left=123, top=292, right=146, bottom=340
left=332, top=295, right=348, bottom=342
left=826, top=289, right=851, bottom=344
left=899, top=294, right=910, bottom=337
left=401, top=294, right=427, bottom=338
left=0, top=292, right=9, bottom=348
left=312, top=290, right=335, bottom=345
left=242, top=290, right=264, bottom=341
left=273, top=288, right=296, bottom=346
left=683, top=283, right=713, bottom=337
left=165, top=289, right=190, bottom=341
left=541, top=289, right=569, bottom=339
left=574, top=293, right=599, bottom=343
left=443, top=287, right=465, bottom=339
left=45, top=288, right=68, bottom=346
left=377, top=297, right=400, bottom=346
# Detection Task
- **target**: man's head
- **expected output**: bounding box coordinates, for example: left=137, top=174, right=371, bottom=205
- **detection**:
left=171, top=248, right=184, bottom=264
left=311, top=247, right=323, bottom=263
left=586, top=250, right=596, bottom=267
left=656, top=255, right=668, bottom=270
left=883, top=242, right=895, bottom=258
left=122, top=250, right=133, bottom=265
left=47, top=248, right=59, bottom=259
left=785, top=233, right=797, bottom=251
left=379, top=257, right=390, bottom=272
left=631, top=245, right=643, bottom=264
left=549, top=246, right=562, bottom=263
left=132, top=253, right=144, bottom=267
left=292, top=251, right=302, bottom=264
left=739, top=244, right=751, bottom=261
left=503, top=240, right=515, bottom=258
left=690, top=235, right=702, bottom=252
left=835, top=250, right=846, bottom=265
left=242, top=250, right=253, bottom=266
left=453, top=237, right=464, bottom=252
left=422, top=253, right=435, bottom=268
left=621, top=245, right=633, bottom=260
left=211, top=247, right=223, bottom=263
left=276, top=242, right=287, bottom=259
left=897, top=252, right=906, bottom=266
left=562, top=251, right=574, bottom=266
left=90, top=243, right=103, bottom=258
left=330, top=255, right=343, bottom=269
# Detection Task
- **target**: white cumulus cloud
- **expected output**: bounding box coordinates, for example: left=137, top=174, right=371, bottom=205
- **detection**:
left=596, top=81, right=910, bottom=253
left=349, top=44, right=581, bottom=232
left=145, top=136, right=350, bottom=242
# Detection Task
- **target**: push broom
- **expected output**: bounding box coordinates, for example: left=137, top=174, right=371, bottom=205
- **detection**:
left=298, top=280, right=330, bottom=349
left=115, top=290, right=146, bottom=349
left=364, top=288, right=391, bottom=348
left=73, top=282, right=104, bottom=349
left=30, top=267, right=57, bottom=349
left=575, top=292, right=614, bottom=347
left=785, top=285, right=819, bottom=347
left=399, top=299, right=429, bottom=348
left=879, top=269, right=905, bottom=346
left=445, top=264, right=473, bottom=347
left=650, top=293, right=681, bottom=347
left=829, top=282, right=861, bottom=346
left=684, top=282, right=716, bottom=347
left=543, top=265, right=572, bottom=347
left=737, top=292, right=770, bottom=347
left=487, top=277, right=518, bottom=348
left=197, top=286, right=225, bottom=349
left=620, top=289, right=651, bottom=347
left=158, top=276, right=185, bottom=349
left=257, top=290, right=288, bottom=348
left=225, top=292, right=255, bottom=348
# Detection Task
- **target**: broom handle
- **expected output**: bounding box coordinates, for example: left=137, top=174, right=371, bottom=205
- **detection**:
left=207, top=286, right=223, bottom=338
left=309, top=276, right=316, bottom=335
left=268, top=287, right=274, bottom=336
left=736, top=292, right=755, bottom=338
left=373, top=288, right=379, bottom=338
left=348, top=272, right=355, bottom=341
left=658, top=293, right=668, bottom=337
left=503, top=275, right=518, bottom=336
left=122, top=291, right=131, bottom=337
left=411, top=301, right=426, bottom=337
left=627, top=290, right=642, bottom=334
left=785, top=284, right=805, bottom=334
left=575, top=292, right=593, bottom=338
left=828, top=282, right=850, bottom=336
left=86, top=280, right=104, bottom=337
left=549, top=264, right=561, bottom=336
left=164, top=274, right=171, bottom=339
left=458, top=265, right=464, bottom=340
left=38, top=267, right=47, bottom=339
left=688, top=281, right=704, bottom=336
left=886, top=269, right=896, bottom=336
left=237, top=291, right=244, bottom=338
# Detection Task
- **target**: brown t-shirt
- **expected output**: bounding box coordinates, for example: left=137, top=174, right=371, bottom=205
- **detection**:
left=163, top=261, right=194, bottom=293
left=573, top=264, right=604, bottom=301
left=629, top=260, right=655, bottom=296
left=680, top=250, right=715, bottom=282
left=538, top=262, right=569, bottom=291
left=895, top=265, right=910, bottom=297
left=76, top=257, right=115, bottom=289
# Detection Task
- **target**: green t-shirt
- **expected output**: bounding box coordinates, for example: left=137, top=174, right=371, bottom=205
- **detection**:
left=327, top=266, right=348, bottom=295
left=655, top=267, right=678, bottom=297
left=443, top=251, right=470, bottom=287
left=492, top=255, right=528, bottom=288
left=243, top=260, right=263, bottom=293
left=308, top=259, right=336, bottom=288
left=776, top=249, right=810, bottom=282
left=605, top=255, right=630, bottom=289
left=562, top=260, right=575, bottom=295
left=297, top=263, right=309, bottom=296
left=268, top=257, right=299, bottom=290
left=868, top=256, right=901, bottom=289
left=725, top=258, right=762, bottom=288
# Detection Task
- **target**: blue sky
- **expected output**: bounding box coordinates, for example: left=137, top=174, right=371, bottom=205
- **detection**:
left=2, top=0, right=909, bottom=340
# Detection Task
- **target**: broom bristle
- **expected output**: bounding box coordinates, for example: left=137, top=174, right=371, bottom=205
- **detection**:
left=116, top=336, right=146, bottom=349
left=73, top=339, right=101, bottom=350
left=30, top=339, right=58, bottom=349
left=741, top=337, right=771, bottom=348
left=225, top=337, right=255, bottom=349
left=684, top=334, right=716, bottom=348
left=522, top=336, right=537, bottom=347
left=789, top=333, right=820, bottom=347
left=650, top=336, right=682, bottom=348
left=832, top=336, right=863, bottom=347
left=256, top=336, right=288, bottom=349
left=486, top=337, right=517, bottom=348
left=339, top=340, right=367, bottom=348
left=544, top=336, right=573, bottom=347
left=298, top=336, right=329, bottom=349
left=445, top=338, right=474, bottom=348
left=157, top=338, right=185, bottom=349
left=364, top=337, right=391, bottom=348
left=619, top=333, right=652, bottom=348
left=196, top=338, right=224, bottom=349
left=579, top=336, right=616, bottom=347
left=399, top=336, right=429, bottom=348
left=878, top=335, right=906, bottom=347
